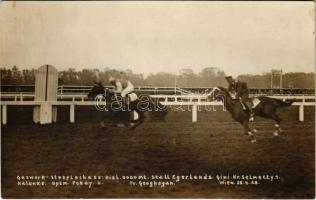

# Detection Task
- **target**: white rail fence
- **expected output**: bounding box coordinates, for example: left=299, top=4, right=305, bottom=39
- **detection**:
left=1, top=92, right=314, bottom=124
left=56, top=85, right=315, bottom=95
left=58, top=85, right=193, bottom=95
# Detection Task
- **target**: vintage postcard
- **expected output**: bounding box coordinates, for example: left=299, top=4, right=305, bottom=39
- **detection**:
left=0, top=1, right=315, bottom=198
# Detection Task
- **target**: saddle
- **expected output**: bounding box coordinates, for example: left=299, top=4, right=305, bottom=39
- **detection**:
left=251, top=97, right=260, bottom=108
left=229, top=90, right=260, bottom=109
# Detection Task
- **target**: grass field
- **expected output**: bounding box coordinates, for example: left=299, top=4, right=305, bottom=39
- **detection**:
left=1, top=106, right=315, bottom=198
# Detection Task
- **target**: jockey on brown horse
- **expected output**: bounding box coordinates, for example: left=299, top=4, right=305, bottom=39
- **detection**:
left=225, top=76, right=254, bottom=121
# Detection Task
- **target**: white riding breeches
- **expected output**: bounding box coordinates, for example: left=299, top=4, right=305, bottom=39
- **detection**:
left=121, top=81, right=134, bottom=97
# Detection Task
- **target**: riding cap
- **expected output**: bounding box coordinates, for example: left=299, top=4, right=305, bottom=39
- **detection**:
left=225, top=76, right=236, bottom=85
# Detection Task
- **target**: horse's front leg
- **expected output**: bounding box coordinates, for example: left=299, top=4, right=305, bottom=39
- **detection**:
left=273, top=123, right=283, bottom=136
left=271, top=114, right=282, bottom=136
left=242, top=121, right=256, bottom=143
left=129, top=111, right=145, bottom=131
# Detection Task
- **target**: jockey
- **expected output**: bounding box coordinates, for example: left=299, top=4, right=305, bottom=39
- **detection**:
left=225, top=76, right=254, bottom=121
left=108, top=76, right=135, bottom=104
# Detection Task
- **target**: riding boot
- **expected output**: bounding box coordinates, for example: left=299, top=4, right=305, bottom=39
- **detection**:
left=239, top=98, right=247, bottom=110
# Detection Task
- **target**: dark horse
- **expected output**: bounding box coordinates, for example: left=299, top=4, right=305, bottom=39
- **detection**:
left=213, top=86, right=294, bottom=142
left=87, top=82, right=169, bottom=130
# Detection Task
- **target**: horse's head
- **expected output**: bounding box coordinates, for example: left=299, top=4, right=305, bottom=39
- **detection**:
left=206, top=87, right=229, bottom=101
left=87, top=82, right=106, bottom=100
left=209, top=86, right=235, bottom=106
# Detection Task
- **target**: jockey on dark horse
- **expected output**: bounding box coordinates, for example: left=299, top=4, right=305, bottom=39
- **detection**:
left=225, top=76, right=254, bottom=121
left=108, top=74, right=135, bottom=106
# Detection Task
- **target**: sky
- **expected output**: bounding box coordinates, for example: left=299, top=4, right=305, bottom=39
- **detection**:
left=0, top=1, right=314, bottom=77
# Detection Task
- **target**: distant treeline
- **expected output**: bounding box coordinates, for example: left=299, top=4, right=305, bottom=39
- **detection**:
left=1, top=66, right=315, bottom=88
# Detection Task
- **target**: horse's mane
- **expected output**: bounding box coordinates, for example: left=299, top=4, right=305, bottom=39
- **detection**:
left=215, top=86, right=233, bottom=100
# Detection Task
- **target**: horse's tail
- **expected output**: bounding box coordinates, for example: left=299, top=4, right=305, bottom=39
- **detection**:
left=274, top=98, right=295, bottom=107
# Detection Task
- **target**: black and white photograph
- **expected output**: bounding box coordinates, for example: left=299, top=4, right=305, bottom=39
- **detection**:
left=0, top=1, right=315, bottom=198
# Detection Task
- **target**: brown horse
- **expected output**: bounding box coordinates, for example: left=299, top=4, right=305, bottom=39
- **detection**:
left=213, top=86, right=294, bottom=142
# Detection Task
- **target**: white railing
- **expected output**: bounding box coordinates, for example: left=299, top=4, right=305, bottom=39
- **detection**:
left=2, top=85, right=315, bottom=96
left=1, top=91, right=315, bottom=102
left=0, top=92, right=314, bottom=124
left=57, top=85, right=193, bottom=95
left=56, top=85, right=315, bottom=95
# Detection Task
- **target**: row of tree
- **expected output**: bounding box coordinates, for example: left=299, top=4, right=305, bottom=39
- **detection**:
left=1, top=66, right=314, bottom=88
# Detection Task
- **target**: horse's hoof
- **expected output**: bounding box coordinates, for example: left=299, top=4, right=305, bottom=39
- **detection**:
left=115, top=123, right=125, bottom=128
left=100, top=121, right=105, bottom=128
left=273, top=131, right=279, bottom=136
left=129, top=123, right=138, bottom=130
left=278, top=128, right=284, bottom=133
left=247, top=131, right=253, bottom=136
left=249, top=134, right=256, bottom=143
left=252, top=129, right=258, bottom=133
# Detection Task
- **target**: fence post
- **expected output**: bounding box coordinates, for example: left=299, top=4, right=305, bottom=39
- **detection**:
left=60, top=86, right=63, bottom=99
left=222, top=101, right=226, bottom=111
left=52, top=106, right=57, bottom=123
left=299, top=98, right=305, bottom=122
left=39, top=102, right=54, bottom=124
left=70, top=104, right=75, bottom=123
left=192, top=104, right=197, bottom=122
left=2, top=105, right=7, bottom=125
